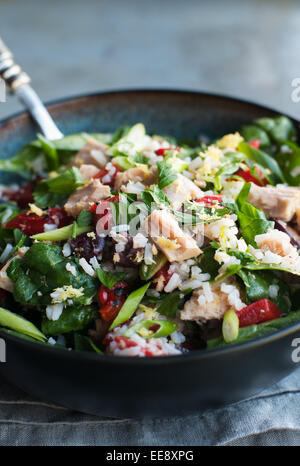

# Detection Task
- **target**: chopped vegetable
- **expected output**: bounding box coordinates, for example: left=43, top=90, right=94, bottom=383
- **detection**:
left=109, top=283, right=150, bottom=330
left=222, top=310, right=239, bottom=343
left=124, top=319, right=178, bottom=339
left=0, top=306, right=46, bottom=342
left=236, top=299, right=282, bottom=328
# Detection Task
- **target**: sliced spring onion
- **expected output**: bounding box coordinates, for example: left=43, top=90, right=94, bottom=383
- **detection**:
left=222, top=309, right=239, bottom=343
left=31, top=224, right=91, bottom=241
left=123, top=123, right=146, bottom=150
left=112, top=156, right=135, bottom=171
left=0, top=307, right=46, bottom=342
left=124, top=319, right=178, bottom=339
left=109, top=282, right=150, bottom=330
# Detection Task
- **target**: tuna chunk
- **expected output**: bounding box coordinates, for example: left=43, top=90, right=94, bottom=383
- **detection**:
left=255, top=229, right=297, bottom=257
left=64, top=179, right=111, bottom=217
left=79, top=164, right=100, bottom=181
left=248, top=184, right=300, bottom=223
left=181, top=280, right=245, bottom=322
left=143, top=209, right=201, bottom=262
left=69, top=139, right=109, bottom=169
left=162, top=174, right=203, bottom=210
left=0, top=262, right=14, bottom=292
left=114, top=166, right=157, bottom=191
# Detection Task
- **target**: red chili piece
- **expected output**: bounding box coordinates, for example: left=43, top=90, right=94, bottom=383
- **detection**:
left=235, top=168, right=267, bottom=186
left=248, top=139, right=261, bottom=149
left=93, top=163, right=120, bottom=186
left=4, top=207, right=72, bottom=235
left=155, top=147, right=181, bottom=156
left=195, top=195, right=224, bottom=208
left=98, top=281, right=129, bottom=322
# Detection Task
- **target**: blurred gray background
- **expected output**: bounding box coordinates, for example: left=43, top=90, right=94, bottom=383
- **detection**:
left=0, top=0, right=299, bottom=120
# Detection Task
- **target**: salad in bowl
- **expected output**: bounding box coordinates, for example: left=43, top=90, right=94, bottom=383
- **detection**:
left=0, top=115, right=300, bottom=357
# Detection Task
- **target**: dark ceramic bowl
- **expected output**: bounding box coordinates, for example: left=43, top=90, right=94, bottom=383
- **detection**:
left=0, top=90, right=300, bottom=417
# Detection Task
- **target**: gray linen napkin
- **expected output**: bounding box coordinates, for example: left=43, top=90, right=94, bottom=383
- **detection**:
left=1, top=367, right=300, bottom=446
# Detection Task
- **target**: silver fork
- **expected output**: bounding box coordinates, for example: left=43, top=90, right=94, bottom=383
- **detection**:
left=0, top=38, right=63, bottom=140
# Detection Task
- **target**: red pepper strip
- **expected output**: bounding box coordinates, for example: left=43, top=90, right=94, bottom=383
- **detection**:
left=4, top=207, right=72, bottom=236
left=155, top=147, right=181, bottom=156
left=93, top=163, right=120, bottom=186
left=195, top=194, right=225, bottom=208
left=114, top=336, right=138, bottom=348
left=236, top=299, right=282, bottom=328
left=98, top=284, right=109, bottom=306
left=248, top=139, right=260, bottom=149
left=98, top=281, right=129, bottom=322
left=235, top=168, right=267, bottom=186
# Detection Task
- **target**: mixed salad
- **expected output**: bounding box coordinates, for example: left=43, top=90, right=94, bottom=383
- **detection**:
left=0, top=116, right=300, bottom=356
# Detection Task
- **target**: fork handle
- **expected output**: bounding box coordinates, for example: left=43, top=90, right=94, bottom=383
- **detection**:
left=0, top=38, right=63, bottom=140
left=0, top=38, right=30, bottom=90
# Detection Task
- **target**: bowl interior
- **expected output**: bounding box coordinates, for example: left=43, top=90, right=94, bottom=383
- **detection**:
left=1, top=89, right=298, bottom=185
left=0, top=89, right=299, bottom=357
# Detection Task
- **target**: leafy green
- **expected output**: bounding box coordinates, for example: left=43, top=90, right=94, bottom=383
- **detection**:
left=237, top=269, right=291, bottom=313
left=77, top=209, right=93, bottom=227
left=37, top=134, right=59, bottom=171
left=156, top=291, right=185, bottom=319
left=254, top=116, right=296, bottom=145
left=140, top=252, right=168, bottom=281
left=41, top=304, right=97, bottom=336
left=198, top=246, right=220, bottom=279
left=0, top=144, right=44, bottom=180
left=0, top=133, right=111, bottom=180
left=0, top=202, right=20, bottom=226
left=141, top=185, right=171, bottom=210
left=96, top=267, right=126, bottom=289
left=215, top=151, right=245, bottom=180
left=7, top=243, right=98, bottom=306
left=73, top=333, right=103, bottom=354
left=238, top=141, right=285, bottom=183
left=277, top=141, right=300, bottom=186
left=175, top=201, right=232, bottom=226
left=235, top=183, right=273, bottom=246
left=157, top=161, right=178, bottom=189
left=240, top=125, right=271, bottom=147
left=33, top=167, right=84, bottom=208
left=110, top=126, right=131, bottom=144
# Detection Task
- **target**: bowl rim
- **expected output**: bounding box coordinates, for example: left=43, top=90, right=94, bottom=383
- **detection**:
left=0, top=87, right=300, bottom=364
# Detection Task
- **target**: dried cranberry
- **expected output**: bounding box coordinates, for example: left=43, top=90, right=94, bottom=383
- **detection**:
left=70, top=232, right=105, bottom=260
left=2, top=181, right=34, bottom=208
